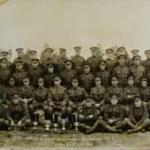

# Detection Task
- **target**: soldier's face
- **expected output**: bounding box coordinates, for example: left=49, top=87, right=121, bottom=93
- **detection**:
left=32, top=62, right=39, bottom=68
left=60, top=51, right=66, bottom=57
left=118, top=58, right=125, bottom=65
left=12, top=98, right=19, bottom=105
left=23, top=79, right=30, bottom=86
left=17, top=52, right=24, bottom=57
left=72, top=80, right=78, bottom=87
left=91, top=51, right=97, bottom=56
left=134, top=99, right=142, bottom=107
left=111, top=97, right=118, bottom=105
left=141, top=80, right=147, bottom=87
left=128, top=79, right=134, bottom=85
left=9, top=78, right=15, bottom=86
left=16, top=64, right=23, bottom=70
left=117, top=49, right=126, bottom=56
left=85, top=100, right=92, bottom=107
left=38, top=79, right=44, bottom=87
left=0, top=62, right=7, bottom=68
left=99, top=63, right=106, bottom=70
left=65, top=63, right=72, bottom=69
left=75, top=50, right=81, bottom=55
left=111, top=79, right=118, bottom=86
left=133, top=59, right=141, bottom=65
left=54, top=79, right=61, bottom=85
left=95, top=78, right=101, bottom=85
left=48, top=67, right=54, bottom=73
left=145, top=53, right=150, bottom=59
left=84, top=67, right=90, bottom=73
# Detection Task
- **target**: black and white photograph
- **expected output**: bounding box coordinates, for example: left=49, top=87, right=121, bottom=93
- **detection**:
left=0, top=0, right=150, bottom=150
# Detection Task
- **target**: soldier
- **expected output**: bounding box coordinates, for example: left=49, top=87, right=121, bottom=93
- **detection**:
left=7, top=94, right=31, bottom=129
left=96, top=60, right=111, bottom=87
left=78, top=96, right=98, bottom=133
left=86, top=47, right=102, bottom=73
left=0, top=100, right=9, bottom=130
left=25, top=49, right=38, bottom=63
left=139, top=78, right=150, bottom=103
left=19, top=77, right=35, bottom=104
left=32, top=78, right=52, bottom=131
left=71, top=46, right=85, bottom=75
left=56, top=48, right=68, bottom=73
left=68, top=78, right=88, bottom=106
left=67, top=78, right=88, bottom=128
left=128, top=49, right=140, bottom=66
left=0, top=50, right=11, bottom=66
left=86, top=94, right=126, bottom=133
left=44, top=63, right=57, bottom=88
left=79, top=64, right=94, bottom=93
left=48, top=76, right=67, bottom=131
left=112, top=55, right=130, bottom=86
left=130, top=55, right=145, bottom=86
left=131, top=49, right=139, bottom=57
left=40, top=48, right=57, bottom=66
left=115, top=46, right=129, bottom=61
left=104, top=48, right=116, bottom=72
left=12, top=60, right=27, bottom=86
left=0, top=58, right=11, bottom=86
left=60, top=60, right=77, bottom=88
left=123, top=75, right=140, bottom=106
left=125, top=96, right=150, bottom=133
left=5, top=77, right=18, bottom=105
left=90, top=77, right=106, bottom=109
left=143, top=49, right=150, bottom=85
left=14, top=48, right=27, bottom=63
left=106, top=76, right=124, bottom=104
left=28, top=58, right=43, bottom=87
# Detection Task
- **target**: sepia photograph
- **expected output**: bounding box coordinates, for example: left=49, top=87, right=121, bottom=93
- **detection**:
left=0, top=0, right=150, bottom=150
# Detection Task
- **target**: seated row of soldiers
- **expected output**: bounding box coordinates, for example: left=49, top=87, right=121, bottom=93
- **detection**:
left=0, top=74, right=150, bottom=133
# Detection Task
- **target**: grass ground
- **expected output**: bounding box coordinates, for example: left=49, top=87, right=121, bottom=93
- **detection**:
left=0, top=130, right=150, bottom=150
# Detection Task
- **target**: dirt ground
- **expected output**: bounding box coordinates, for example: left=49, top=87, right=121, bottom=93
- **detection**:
left=0, top=131, right=150, bottom=150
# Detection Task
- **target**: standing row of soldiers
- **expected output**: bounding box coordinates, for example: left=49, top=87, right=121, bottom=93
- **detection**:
left=0, top=46, right=150, bottom=133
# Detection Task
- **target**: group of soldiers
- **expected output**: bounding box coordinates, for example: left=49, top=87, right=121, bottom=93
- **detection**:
left=0, top=46, right=150, bottom=134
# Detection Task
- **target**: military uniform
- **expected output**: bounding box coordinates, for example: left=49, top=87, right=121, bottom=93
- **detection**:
left=104, top=48, right=116, bottom=71
left=142, top=50, right=150, bottom=85
left=96, top=70, right=111, bottom=88
left=79, top=71, right=94, bottom=93
left=7, top=95, right=30, bottom=126
left=28, top=58, right=43, bottom=87
left=86, top=47, right=102, bottom=73
left=71, top=46, right=85, bottom=75
left=106, top=85, right=124, bottom=103
left=0, top=58, right=11, bottom=86
left=123, top=85, right=140, bottom=105
left=40, top=48, right=57, bottom=65
left=130, top=55, right=145, bottom=85
left=140, top=86, right=150, bottom=102
left=112, top=55, right=130, bottom=86
left=19, top=85, right=35, bottom=101
left=0, top=104, right=9, bottom=130
left=12, top=60, right=27, bottom=86
left=48, top=85, right=67, bottom=108
left=5, top=85, right=18, bottom=104
left=78, top=97, right=98, bottom=130
left=60, top=65, right=77, bottom=88
left=90, top=85, right=106, bottom=105
left=67, top=86, right=88, bottom=107
left=56, top=48, right=68, bottom=73
left=43, top=63, right=57, bottom=88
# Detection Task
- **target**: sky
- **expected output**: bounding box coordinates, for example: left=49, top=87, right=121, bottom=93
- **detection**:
left=0, top=0, right=150, bottom=58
